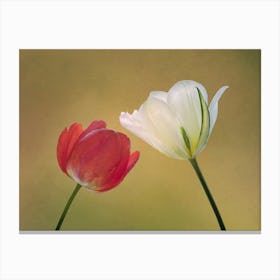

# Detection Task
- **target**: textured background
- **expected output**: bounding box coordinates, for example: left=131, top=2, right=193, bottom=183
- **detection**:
left=20, top=50, right=260, bottom=231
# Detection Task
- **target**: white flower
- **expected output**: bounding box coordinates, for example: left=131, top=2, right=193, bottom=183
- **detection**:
left=120, top=80, right=228, bottom=159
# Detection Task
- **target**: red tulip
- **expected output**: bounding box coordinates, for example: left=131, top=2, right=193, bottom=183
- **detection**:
left=57, top=120, right=140, bottom=192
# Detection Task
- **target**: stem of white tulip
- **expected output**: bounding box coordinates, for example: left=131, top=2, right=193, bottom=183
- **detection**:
left=55, top=184, right=82, bottom=230
left=189, top=158, right=226, bottom=231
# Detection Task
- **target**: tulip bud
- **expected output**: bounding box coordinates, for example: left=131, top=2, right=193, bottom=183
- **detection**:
left=57, top=120, right=140, bottom=192
left=120, top=80, right=228, bottom=159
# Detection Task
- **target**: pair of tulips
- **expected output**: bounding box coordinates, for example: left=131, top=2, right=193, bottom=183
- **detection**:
left=57, top=80, right=228, bottom=230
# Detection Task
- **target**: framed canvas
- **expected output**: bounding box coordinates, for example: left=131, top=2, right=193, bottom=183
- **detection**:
left=19, top=49, right=261, bottom=232
left=1, top=1, right=279, bottom=280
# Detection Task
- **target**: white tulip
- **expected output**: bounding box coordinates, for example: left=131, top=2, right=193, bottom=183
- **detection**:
left=120, top=80, right=228, bottom=159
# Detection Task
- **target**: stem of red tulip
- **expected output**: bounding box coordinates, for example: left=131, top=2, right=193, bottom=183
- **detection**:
left=55, top=184, right=82, bottom=230
left=189, top=158, right=226, bottom=231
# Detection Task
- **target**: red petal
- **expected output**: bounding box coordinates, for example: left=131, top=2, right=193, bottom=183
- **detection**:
left=126, top=151, right=140, bottom=174
left=79, top=120, right=106, bottom=140
left=67, top=129, right=122, bottom=186
left=95, top=134, right=140, bottom=192
left=95, top=133, right=130, bottom=192
left=57, top=123, right=83, bottom=174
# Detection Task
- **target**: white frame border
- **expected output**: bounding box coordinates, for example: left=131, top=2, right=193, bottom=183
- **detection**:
left=1, top=1, right=279, bottom=279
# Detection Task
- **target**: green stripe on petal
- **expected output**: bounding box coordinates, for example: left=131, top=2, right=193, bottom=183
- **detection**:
left=180, top=126, right=191, bottom=154
left=194, top=87, right=210, bottom=157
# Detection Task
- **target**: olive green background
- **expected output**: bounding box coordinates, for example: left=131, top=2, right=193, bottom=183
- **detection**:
left=20, top=50, right=260, bottom=231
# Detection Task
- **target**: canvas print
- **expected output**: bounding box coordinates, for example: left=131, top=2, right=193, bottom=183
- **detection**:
left=20, top=50, right=260, bottom=231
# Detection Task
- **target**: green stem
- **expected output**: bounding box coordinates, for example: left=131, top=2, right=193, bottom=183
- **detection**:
left=189, top=158, right=226, bottom=231
left=55, top=184, right=82, bottom=230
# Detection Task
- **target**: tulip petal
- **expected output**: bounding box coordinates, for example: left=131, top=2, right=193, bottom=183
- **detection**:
left=57, top=123, right=83, bottom=174
left=209, top=86, right=229, bottom=134
left=120, top=110, right=159, bottom=152
left=84, top=120, right=106, bottom=133
left=144, top=94, right=188, bottom=157
left=168, top=80, right=208, bottom=103
left=149, top=91, right=168, bottom=102
left=120, top=93, right=189, bottom=159
left=167, top=80, right=208, bottom=154
left=67, top=130, right=121, bottom=187
left=95, top=134, right=140, bottom=192
left=193, top=87, right=210, bottom=156
left=94, top=132, right=130, bottom=191
left=126, top=150, right=140, bottom=173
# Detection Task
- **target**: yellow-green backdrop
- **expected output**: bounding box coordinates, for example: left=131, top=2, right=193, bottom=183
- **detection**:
left=20, top=50, right=260, bottom=231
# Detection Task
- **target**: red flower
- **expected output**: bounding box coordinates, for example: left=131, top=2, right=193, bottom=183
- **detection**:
left=57, top=120, right=140, bottom=192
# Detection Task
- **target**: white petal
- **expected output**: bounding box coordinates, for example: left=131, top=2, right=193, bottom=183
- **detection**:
left=209, top=86, right=229, bottom=134
left=193, top=88, right=210, bottom=157
left=120, top=109, right=159, bottom=151
left=169, top=80, right=208, bottom=103
left=167, top=80, right=208, bottom=154
left=149, top=91, right=168, bottom=102
left=145, top=95, right=190, bottom=158
left=120, top=96, right=189, bottom=159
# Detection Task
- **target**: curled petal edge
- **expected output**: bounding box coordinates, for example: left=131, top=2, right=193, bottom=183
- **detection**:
left=209, top=86, right=229, bottom=134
